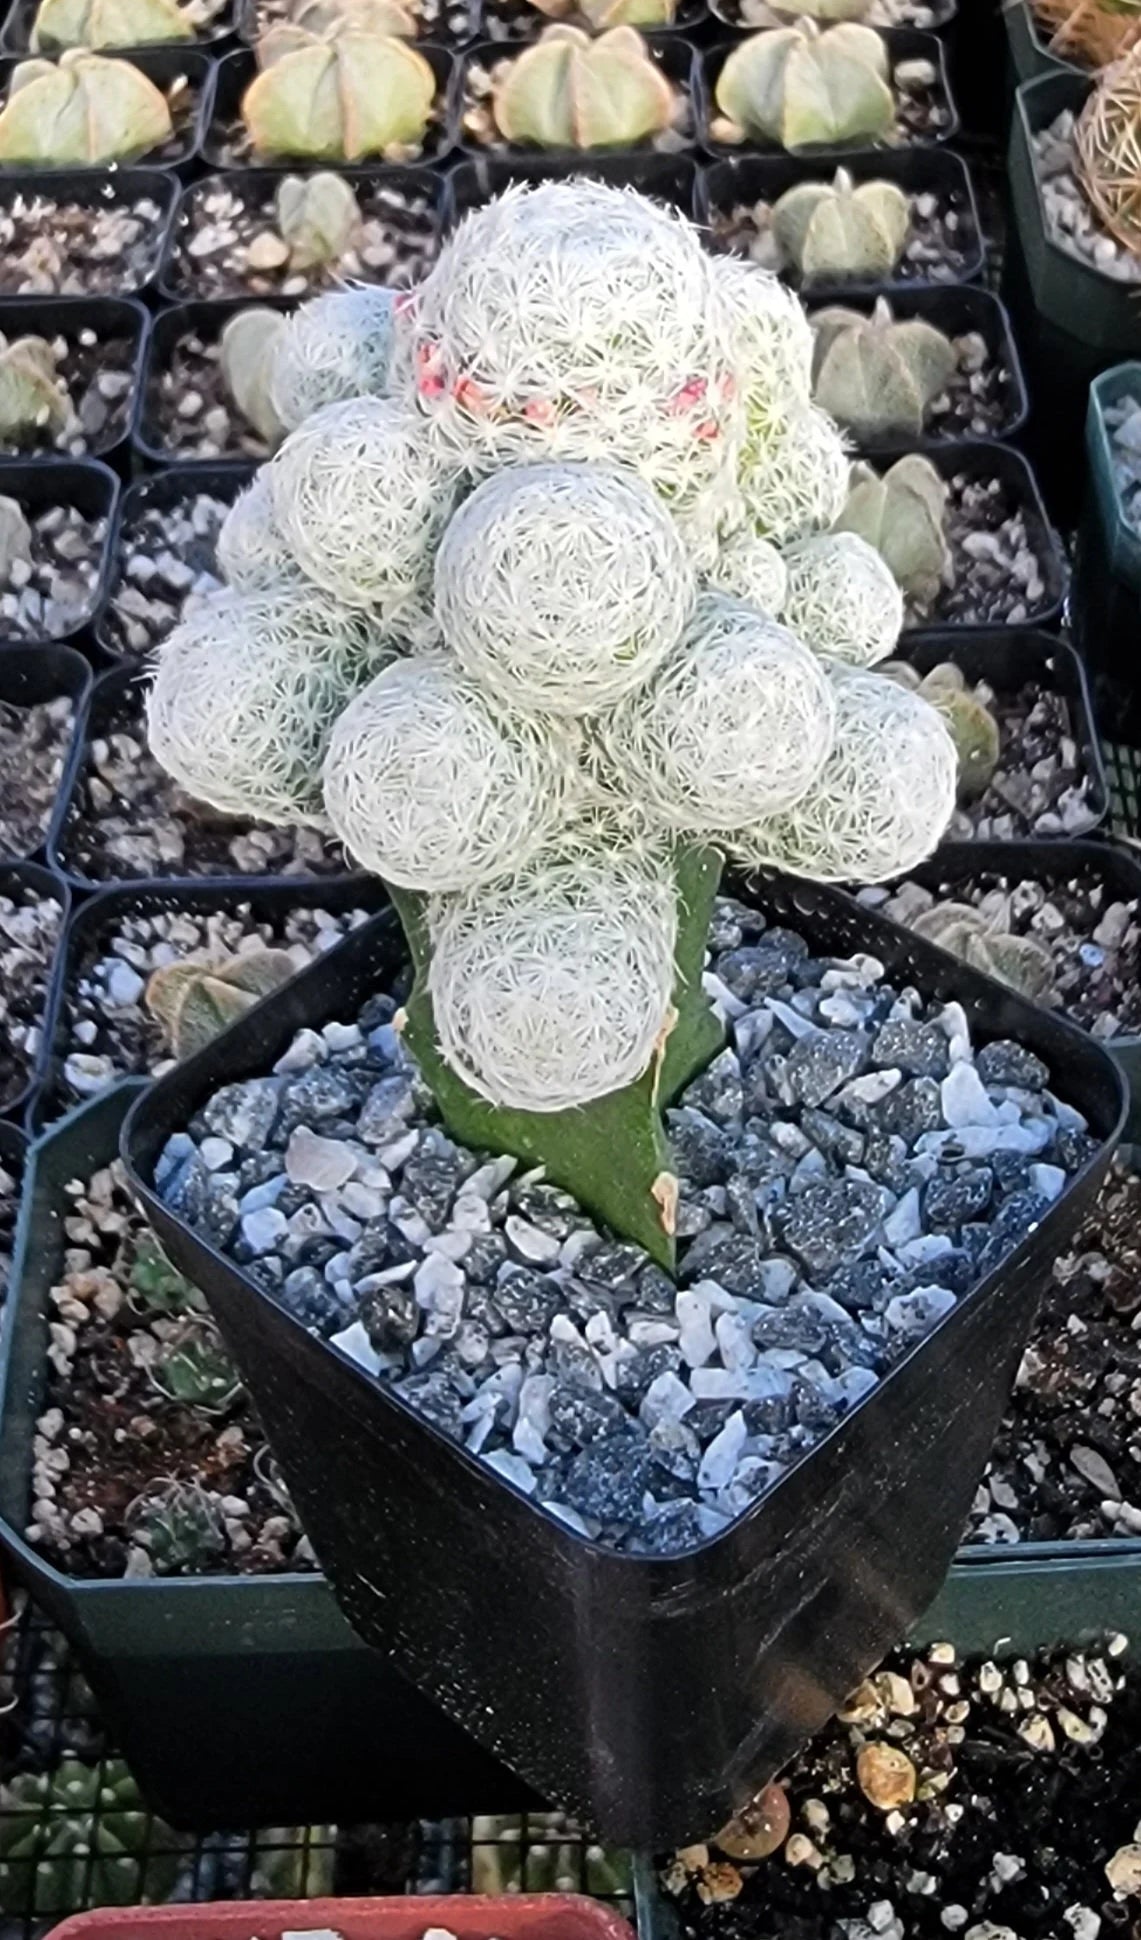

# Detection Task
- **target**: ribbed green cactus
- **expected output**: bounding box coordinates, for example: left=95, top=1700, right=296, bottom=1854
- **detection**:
left=713, top=22, right=894, bottom=150
left=30, top=0, right=191, bottom=49
left=147, top=945, right=298, bottom=1055
left=219, top=309, right=289, bottom=445
left=492, top=24, right=674, bottom=146
left=149, top=1320, right=243, bottom=1410
left=811, top=296, right=957, bottom=440
left=913, top=660, right=999, bottom=801
left=772, top=167, right=910, bottom=281
left=242, top=29, right=435, bottom=159
left=834, top=452, right=950, bottom=602
left=912, top=902, right=1055, bottom=1000
left=0, top=48, right=172, bottom=161
left=128, top=1230, right=206, bottom=1315
left=127, top=1480, right=229, bottom=1572
left=0, top=1760, right=184, bottom=1916
left=0, top=496, right=31, bottom=577
left=273, top=169, right=361, bottom=267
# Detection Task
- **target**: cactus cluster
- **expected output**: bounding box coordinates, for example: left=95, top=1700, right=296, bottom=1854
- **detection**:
left=811, top=297, right=957, bottom=440
left=0, top=48, right=172, bottom=162
left=127, top=1479, right=229, bottom=1571
left=491, top=24, right=675, bottom=147
left=713, top=21, right=895, bottom=150
left=146, top=180, right=960, bottom=1253
left=772, top=167, right=911, bottom=282
left=242, top=27, right=436, bottom=159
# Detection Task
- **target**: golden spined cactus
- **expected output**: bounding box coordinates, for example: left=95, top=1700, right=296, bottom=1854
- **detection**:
left=0, top=48, right=172, bottom=161
left=1075, top=43, right=1141, bottom=252
left=491, top=25, right=675, bottom=147
left=1031, top=0, right=1141, bottom=71
left=242, top=28, right=436, bottom=159
left=713, top=21, right=894, bottom=150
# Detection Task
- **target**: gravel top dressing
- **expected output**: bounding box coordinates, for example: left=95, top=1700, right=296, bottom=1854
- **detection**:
left=168, top=177, right=439, bottom=301
left=0, top=502, right=107, bottom=644
left=102, top=490, right=228, bottom=660
left=934, top=679, right=1097, bottom=841
left=0, top=1146, right=20, bottom=1312
left=906, top=474, right=1050, bottom=629
left=0, top=885, right=62, bottom=1109
left=1101, top=386, right=1141, bottom=534
left=146, top=326, right=275, bottom=463
left=0, top=694, right=74, bottom=859
left=156, top=897, right=1094, bottom=1557
left=1035, top=108, right=1141, bottom=283
left=0, top=189, right=169, bottom=296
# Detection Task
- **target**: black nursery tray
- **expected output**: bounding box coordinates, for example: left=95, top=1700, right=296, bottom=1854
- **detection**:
left=123, top=874, right=1126, bottom=1846
left=93, top=459, right=254, bottom=661
left=0, top=295, right=149, bottom=470
left=457, top=32, right=697, bottom=160
left=698, top=146, right=986, bottom=297
left=0, top=45, right=216, bottom=175
left=0, top=170, right=178, bottom=297
left=204, top=43, right=459, bottom=170
left=444, top=152, right=699, bottom=227
left=700, top=27, right=958, bottom=158
left=135, top=298, right=291, bottom=468
left=0, top=645, right=90, bottom=868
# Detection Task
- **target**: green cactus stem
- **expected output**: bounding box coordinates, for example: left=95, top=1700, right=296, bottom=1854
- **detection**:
left=491, top=24, right=675, bottom=147
left=0, top=1759, right=185, bottom=1917
left=219, top=309, right=289, bottom=445
left=0, top=48, right=173, bottom=162
left=126, top=1479, right=229, bottom=1572
left=128, top=1230, right=206, bottom=1315
left=274, top=169, right=362, bottom=268
left=387, top=842, right=724, bottom=1270
left=771, top=168, right=910, bottom=282
left=911, top=901, right=1056, bottom=1001
left=30, top=0, right=192, bottom=50
left=146, top=945, right=299, bottom=1057
left=713, top=21, right=894, bottom=150
left=833, top=452, right=951, bottom=604
left=810, top=296, right=958, bottom=440
left=149, top=1320, right=244, bottom=1410
left=242, top=29, right=436, bottom=160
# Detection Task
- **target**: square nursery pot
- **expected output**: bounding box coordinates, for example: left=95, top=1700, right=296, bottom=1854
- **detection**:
left=709, top=0, right=956, bottom=29
left=0, top=457, right=119, bottom=651
left=898, top=628, right=1109, bottom=835
left=696, top=147, right=986, bottom=300
left=93, top=459, right=256, bottom=660
left=887, top=441, right=1068, bottom=634
left=0, top=296, right=149, bottom=473
left=28, top=871, right=392, bottom=1132
left=0, top=644, right=90, bottom=867
left=40, top=1899, right=637, bottom=1940
left=236, top=0, right=480, bottom=41
left=0, top=171, right=178, bottom=299
left=1002, top=0, right=1083, bottom=91
left=122, top=876, right=1126, bottom=1846
left=0, top=46, right=217, bottom=176
left=804, top=285, right=1028, bottom=455
left=0, top=858, right=69, bottom=1122
left=700, top=28, right=959, bottom=159
left=457, top=33, right=696, bottom=161
left=445, top=153, right=699, bottom=227
left=135, top=302, right=292, bottom=470
left=0, top=0, right=235, bottom=51
left=0, top=1082, right=536, bottom=1830
left=204, top=45, right=459, bottom=170
left=1072, top=362, right=1141, bottom=743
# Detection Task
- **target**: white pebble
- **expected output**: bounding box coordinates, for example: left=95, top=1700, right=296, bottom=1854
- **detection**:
left=330, top=1320, right=382, bottom=1376
left=285, top=1126, right=357, bottom=1193
left=1029, top=1162, right=1066, bottom=1203
left=505, top=1214, right=560, bottom=1265
left=697, top=1409, right=747, bottom=1492
left=240, top=1207, right=287, bottom=1254
left=941, top=1063, right=999, bottom=1129
left=885, top=1286, right=956, bottom=1337
left=484, top=1449, right=537, bottom=1495
left=199, top=1136, right=233, bottom=1171
left=676, top=1286, right=717, bottom=1367
left=640, top=1370, right=695, bottom=1429
left=883, top=1187, right=922, bottom=1248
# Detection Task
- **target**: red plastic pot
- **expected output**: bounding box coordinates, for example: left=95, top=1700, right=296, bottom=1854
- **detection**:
left=43, top=1898, right=636, bottom=1940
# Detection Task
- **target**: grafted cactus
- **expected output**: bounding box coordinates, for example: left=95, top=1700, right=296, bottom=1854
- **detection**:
left=0, top=335, right=71, bottom=442
left=882, top=658, right=1000, bottom=801
left=0, top=48, right=172, bottom=162
left=912, top=902, right=1056, bottom=1000
left=811, top=297, right=957, bottom=441
left=834, top=452, right=951, bottom=602
left=528, top=0, right=675, bottom=29
left=30, top=0, right=191, bottom=48
left=713, top=22, right=894, bottom=150
left=492, top=25, right=674, bottom=147
left=242, top=29, right=436, bottom=159
left=220, top=307, right=289, bottom=445
left=274, top=171, right=362, bottom=269
left=147, top=949, right=298, bottom=1059
left=772, top=167, right=910, bottom=282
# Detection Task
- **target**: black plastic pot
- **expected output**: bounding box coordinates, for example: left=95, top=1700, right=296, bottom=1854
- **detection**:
left=94, top=460, right=254, bottom=661
left=0, top=646, right=90, bottom=867
left=0, top=458, right=118, bottom=650
left=445, top=152, right=699, bottom=227
left=135, top=298, right=292, bottom=469
left=235, top=0, right=476, bottom=39
left=806, top=285, right=1028, bottom=453
left=159, top=165, right=445, bottom=302
left=123, top=876, right=1126, bottom=1845
left=700, top=28, right=959, bottom=157
left=0, top=296, right=148, bottom=472
left=457, top=33, right=697, bottom=159
left=476, top=0, right=707, bottom=39
left=709, top=0, right=956, bottom=31
left=205, top=44, right=458, bottom=170
left=0, top=0, right=235, bottom=51
left=0, top=46, right=216, bottom=175
left=31, top=871, right=391, bottom=1132
left=0, top=170, right=178, bottom=299
left=0, top=1081, right=534, bottom=1829
left=946, top=0, right=1005, bottom=135
left=883, top=441, right=1068, bottom=633
left=698, top=147, right=986, bottom=298
left=898, top=629, right=1109, bottom=832
left=0, top=859, right=69, bottom=1122
left=1003, top=0, right=1084, bottom=91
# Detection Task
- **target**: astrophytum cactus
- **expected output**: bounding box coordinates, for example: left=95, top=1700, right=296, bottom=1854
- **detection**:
left=834, top=451, right=951, bottom=602
left=713, top=21, right=894, bottom=150
left=912, top=902, right=1056, bottom=1001
left=273, top=171, right=362, bottom=269
left=491, top=25, right=675, bottom=147
left=31, top=0, right=191, bottom=48
left=242, top=29, right=435, bottom=159
left=882, top=657, right=1000, bottom=801
left=0, top=48, right=172, bottom=162
left=0, top=335, right=71, bottom=442
left=811, top=297, right=957, bottom=441
left=771, top=167, right=911, bottom=282
left=147, top=949, right=299, bottom=1058
left=220, top=307, right=290, bottom=446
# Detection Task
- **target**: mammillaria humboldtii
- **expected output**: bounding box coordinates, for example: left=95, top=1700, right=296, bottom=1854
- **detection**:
left=270, top=285, right=396, bottom=430
left=713, top=21, right=895, bottom=150
left=780, top=530, right=903, bottom=665
left=216, top=472, right=300, bottom=593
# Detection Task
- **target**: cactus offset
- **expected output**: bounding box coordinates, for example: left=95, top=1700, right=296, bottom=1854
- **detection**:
left=220, top=308, right=289, bottom=445
left=912, top=901, right=1056, bottom=1000
left=772, top=168, right=910, bottom=281
left=127, top=1479, right=229, bottom=1572
left=242, top=29, right=435, bottom=159
left=713, top=21, right=894, bottom=150
left=810, top=296, right=957, bottom=440
left=128, top=1230, right=205, bottom=1314
left=0, top=48, right=172, bottom=161
left=146, top=947, right=298, bottom=1058
left=492, top=24, right=674, bottom=146
left=0, top=1760, right=184, bottom=1916
left=30, top=0, right=191, bottom=49
left=834, top=452, right=951, bottom=602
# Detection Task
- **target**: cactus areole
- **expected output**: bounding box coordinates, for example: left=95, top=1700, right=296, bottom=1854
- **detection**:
left=145, top=180, right=960, bottom=1265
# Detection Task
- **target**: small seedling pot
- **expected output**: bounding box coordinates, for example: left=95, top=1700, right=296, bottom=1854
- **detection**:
left=93, top=458, right=255, bottom=660
left=0, top=1084, right=536, bottom=1829
left=40, top=1899, right=636, bottom=1940
left=700, top=28, right=959, bottom=159
left=0, top=858, right=69, bottom=1122
left=0, top=296, right=149, bottom=473
left=0, top=457, right=119, bottom=651
left=697, top=145, right=986, bottom=299
left=134, top=298, right=292, bottom=469
left=444, top=151, right=698, bottom=226
left=204, top=43, right=459, bottom=170
left=0, top=645, right=90, bottom=867
left=123, top=876, right=1125, bottom=1845
left=0, top=45, right=217, bottom=176
left=0, top=170, right=178, bottom=298
left=456, top=32, right=697, bottom=160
